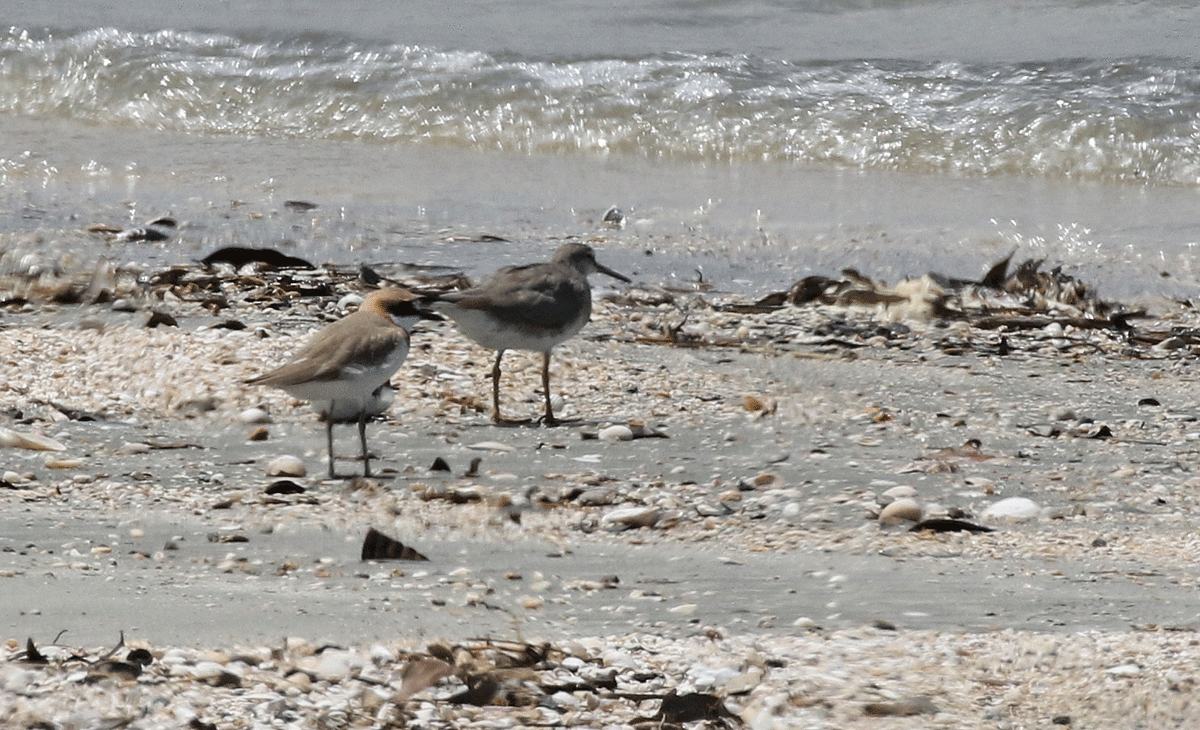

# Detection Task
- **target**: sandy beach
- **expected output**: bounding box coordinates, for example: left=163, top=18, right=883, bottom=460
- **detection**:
left=5, top=1, right=1200, bottom=725
left=4, top=253, right=1200, bottom=727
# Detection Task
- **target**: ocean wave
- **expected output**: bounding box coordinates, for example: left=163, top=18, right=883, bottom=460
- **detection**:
left=2, top=26, right=1199, bottom=186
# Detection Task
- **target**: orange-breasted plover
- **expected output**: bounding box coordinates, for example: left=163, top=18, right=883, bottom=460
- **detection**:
left=247, top=287, right=429, bottom=478
left=425, top=243, right=630, bottom=424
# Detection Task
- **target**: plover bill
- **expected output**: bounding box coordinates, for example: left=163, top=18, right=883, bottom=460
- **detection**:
left=246, top=287, right=430, bottom=478
left=425, top=243, right=630, bottom=424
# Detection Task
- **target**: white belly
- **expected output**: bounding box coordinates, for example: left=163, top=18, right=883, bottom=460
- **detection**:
left=310, top=383, right=395, bottom=422
left=436, top=304, right=589, bottom=353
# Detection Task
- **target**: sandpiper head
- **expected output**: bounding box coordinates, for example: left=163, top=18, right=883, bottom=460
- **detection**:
left=552, top=243, right=631, bottom=283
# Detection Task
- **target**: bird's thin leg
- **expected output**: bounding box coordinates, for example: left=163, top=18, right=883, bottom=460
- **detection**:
left=326, top=401, right=337, bottom=479
left=358, top=409, right=371, bottom=477
left=491, top=349, right=506, bottom=423
left=541, top=350, right=558, bottom=425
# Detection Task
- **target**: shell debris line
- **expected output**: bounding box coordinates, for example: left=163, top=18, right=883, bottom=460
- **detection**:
left=4, top=249, right=1200, bottom=727
left=3, top=628, right=1198, bottom=729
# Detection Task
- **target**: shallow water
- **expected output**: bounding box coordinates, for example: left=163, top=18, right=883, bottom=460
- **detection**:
left=4, top=115, right=1199, bottom=305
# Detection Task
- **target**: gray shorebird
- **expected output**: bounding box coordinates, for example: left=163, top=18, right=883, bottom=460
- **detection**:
left=425, top=243, right=630, bottom=425
left=246, top=288, right=429, bottom=478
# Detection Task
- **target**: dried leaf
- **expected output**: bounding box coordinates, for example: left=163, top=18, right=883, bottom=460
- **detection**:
left=649, top=691, right=741, bottom=726
left=264, top=480, right=306, bottom=495
left=910, top=518, right=994, bottom=534
left=445, top=676, right=499, bottom=706
left=22, top=638, right=47, bottom=665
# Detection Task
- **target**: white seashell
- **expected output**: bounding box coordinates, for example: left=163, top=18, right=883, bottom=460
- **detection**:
left=549, top=690, right=581, bottom=709
left=114, top=442, right=152, bottom=455
left=598, top=424, right=634, bottom=442
left=313, top=650, right=362, bottom=681
left=288, top=671, right=313, bottom=691
left=600, top=506, right=660, bottom=531
left=688, top=665, right=737, bottom=691
left=0, top=427, right=67, bottom=452
left=466, top=440, right=515, bottom=452
left=982, top=496, right=1042, bottom=522
left=188, top=662, right=228, bottom=680
left=878, top=498, right=922, bottom=525
left=725, top=668, right=764, bottom=695
left=336, top=293, right=365, bottom=312
left=961, top=476, right=996, bottom=494
left=266, top=454, right=307, bottom=477
left=238, top=407, right=272, bottom=424
left=44, top=457, right=83, bottom=469
left=1154, top=336, right=1187, bottom=351
left=1106, top=663, right=1141, bottom=676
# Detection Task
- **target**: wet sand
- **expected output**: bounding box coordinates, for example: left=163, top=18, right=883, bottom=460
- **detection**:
left=6, top=114, right=1200, bottom=304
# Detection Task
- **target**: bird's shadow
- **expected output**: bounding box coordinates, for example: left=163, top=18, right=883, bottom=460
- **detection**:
left=462, top=415, right=597, bottom=430
left=328, top=471, right=398, bottom=482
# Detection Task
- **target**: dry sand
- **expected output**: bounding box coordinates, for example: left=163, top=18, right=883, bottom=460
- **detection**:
left=3, top=285, right=1200, bottom=728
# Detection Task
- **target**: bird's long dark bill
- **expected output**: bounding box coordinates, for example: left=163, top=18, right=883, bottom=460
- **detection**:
left=598, top=263, right=631, bottom=283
